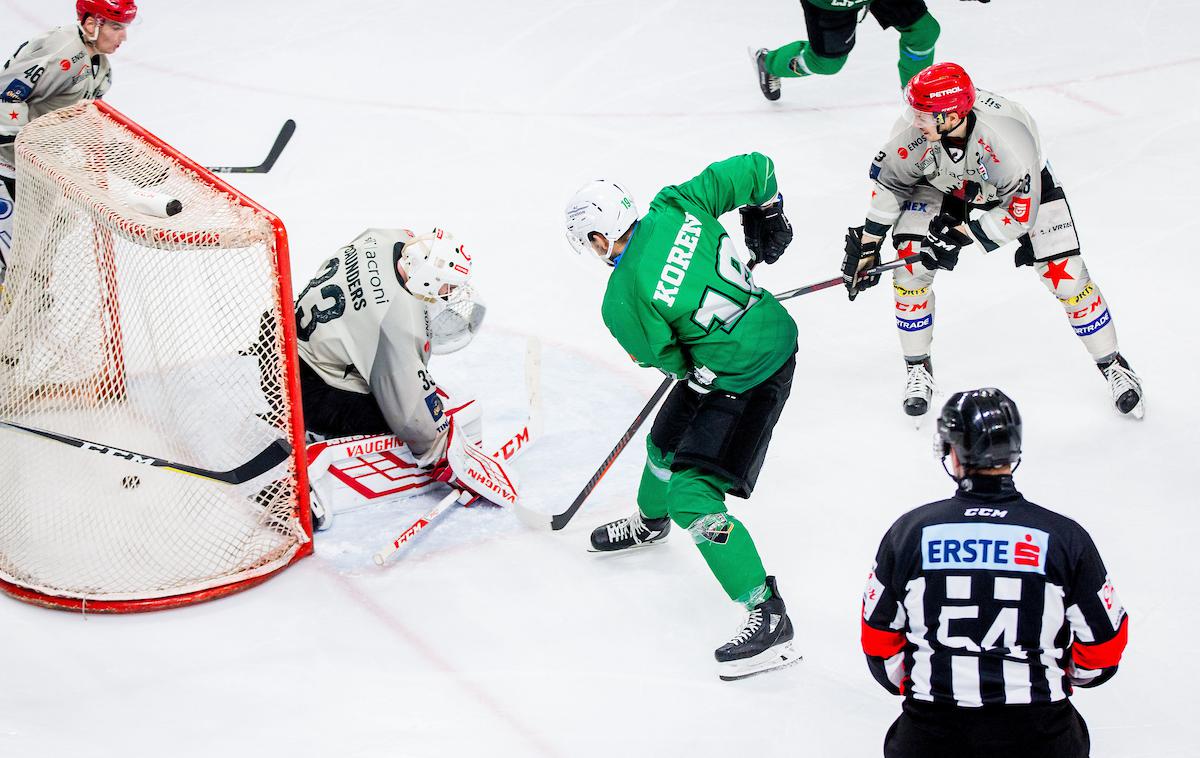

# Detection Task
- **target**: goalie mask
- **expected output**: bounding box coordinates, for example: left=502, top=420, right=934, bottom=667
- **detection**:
left=564, top=180, right=638, bottom=266
left=428, top=284, right=486, bottom=355
left=401, top=229, right=473, bottom=303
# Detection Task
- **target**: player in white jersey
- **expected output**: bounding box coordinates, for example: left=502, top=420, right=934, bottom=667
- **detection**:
left=840, top=62, right=1144, bottom=420
left=0, top=0, right=136, bottom=284
left=293, top=227, right=484, bottom=462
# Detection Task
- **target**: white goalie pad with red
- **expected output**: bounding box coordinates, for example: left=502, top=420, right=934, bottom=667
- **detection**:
left=307, top=434, right=439, bottom=515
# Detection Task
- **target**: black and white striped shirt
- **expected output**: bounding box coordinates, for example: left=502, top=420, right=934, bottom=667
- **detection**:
left=861, top=476, right=1128, bottom=707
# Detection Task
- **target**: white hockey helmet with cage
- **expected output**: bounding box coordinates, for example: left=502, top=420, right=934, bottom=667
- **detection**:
left=564, top=180, right=638, bottom=266
left=401, top=229, right=473, bottom=303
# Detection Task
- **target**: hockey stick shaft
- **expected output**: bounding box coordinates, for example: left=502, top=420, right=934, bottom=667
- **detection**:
left=372, top=489, right=471, bottom=566
left=543, top=257, right=907, bottom=531
left=207, top=120, right=296, bottom=174
left=0, top=419, right=290, bottom=485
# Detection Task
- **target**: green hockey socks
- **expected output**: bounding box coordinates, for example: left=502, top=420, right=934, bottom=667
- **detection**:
left=897, top=12, right=940, bottom=86
left=765, top=41, right=847, bottom=78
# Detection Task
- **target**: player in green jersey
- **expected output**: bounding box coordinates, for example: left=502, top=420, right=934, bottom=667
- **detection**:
left=751, top=0, right=954, bottom=99
left=563, top=153, right=801, bottom=680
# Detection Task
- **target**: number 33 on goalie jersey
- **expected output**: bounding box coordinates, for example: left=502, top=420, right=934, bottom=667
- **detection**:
left=294, top=228, right=448, bottom=460
left=601, top=153, right=798, bottom=394
left=860, top=488, right=1129, bottom=707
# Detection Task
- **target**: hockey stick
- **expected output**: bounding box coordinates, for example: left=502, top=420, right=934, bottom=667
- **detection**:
left=528, top=257, right=911, bottom=531
left=206, top=120, right=296, bottom=174
left=0, top=419, right=290, bottom=485
left=373, top=338, right=543, bottom=564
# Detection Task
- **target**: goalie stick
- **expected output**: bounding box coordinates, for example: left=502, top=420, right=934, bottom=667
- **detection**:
left=206, top=120, right=296, bottom=174
left=373, top=338, right=543, bottom=564
left=521, top=257, right=913, bottom=531
left=0, top=419, right=290, bottom=485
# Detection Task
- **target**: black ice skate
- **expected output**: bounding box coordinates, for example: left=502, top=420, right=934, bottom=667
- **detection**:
left=588, top=510, right=671, bottom=552
left=903, top=357, right=935, bottom=421
left=1098, top=353, right=1144, bottom=419
left=752, top=48, right=781, bottom=101
left=715, top=576, right=800, bottom=681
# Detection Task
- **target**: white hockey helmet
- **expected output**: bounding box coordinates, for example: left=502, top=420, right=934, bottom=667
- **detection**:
left=564, top=180, right=638, bottom=266
left=401, top=229, right=473, bottom=303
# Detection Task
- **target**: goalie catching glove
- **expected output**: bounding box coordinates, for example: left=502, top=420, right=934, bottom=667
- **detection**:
left=739, top=193, right=793, bottom=265
left=431, top=418, right=520, bottom=507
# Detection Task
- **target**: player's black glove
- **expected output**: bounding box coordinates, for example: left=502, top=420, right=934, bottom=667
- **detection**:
left=841, top=226, right=882, bottom=301
left=739, top=193, right=793, bottom=265
left=919, top=213, right=974, bottom=271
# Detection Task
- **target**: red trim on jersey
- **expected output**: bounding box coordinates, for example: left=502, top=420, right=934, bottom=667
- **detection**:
left=862, top=618, right=906, bottom=659
left=1072, top=615, right=1129, bottom=670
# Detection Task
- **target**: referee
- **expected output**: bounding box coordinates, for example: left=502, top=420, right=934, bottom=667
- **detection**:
left=860, top=388, right=1128, bottom=757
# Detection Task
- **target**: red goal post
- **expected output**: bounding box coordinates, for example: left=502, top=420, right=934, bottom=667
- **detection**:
left=0, top=100, right=312, bottom=612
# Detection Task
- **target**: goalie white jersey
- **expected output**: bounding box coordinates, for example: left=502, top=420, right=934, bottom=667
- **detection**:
left=295, top=228, right=449, bottom=461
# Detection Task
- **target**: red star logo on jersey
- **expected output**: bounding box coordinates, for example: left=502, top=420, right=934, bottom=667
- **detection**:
left=898, top=241, right=920, bottom=274
left=1002, top=216, right=1011, bottom=225
left=1043, top=258, right=1074, bottom=290
left=7, top=111, right=18, bottom=121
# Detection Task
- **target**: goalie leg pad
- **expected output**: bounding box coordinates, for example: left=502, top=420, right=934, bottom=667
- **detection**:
left=1035, top=256, right=1120, bottom=361
left=672, top=354, right=795, bottom=499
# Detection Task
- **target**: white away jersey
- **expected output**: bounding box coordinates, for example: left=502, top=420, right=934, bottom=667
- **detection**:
left=296, top=229, right=448, bottom=460
left=1, top=26, right=112, bottom=177
left=866, top=90, right=1046, bottom=251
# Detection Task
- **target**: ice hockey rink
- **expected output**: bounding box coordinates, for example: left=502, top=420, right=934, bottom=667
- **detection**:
left=1, top=1, right=1196, bottom=756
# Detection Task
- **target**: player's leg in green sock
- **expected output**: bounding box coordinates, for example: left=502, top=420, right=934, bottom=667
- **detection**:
left=896, top=12, right=940, bottom=87
left=765, top=40, right=848, bottom=78
left=667, top=466, right=769, bottom=609
left=635, top=437, right=673, bottom=521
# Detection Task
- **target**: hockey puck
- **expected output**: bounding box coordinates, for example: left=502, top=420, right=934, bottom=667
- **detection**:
left=165, top=199, right=183, bottom=216
left=122, top=475, right=141, bottom=489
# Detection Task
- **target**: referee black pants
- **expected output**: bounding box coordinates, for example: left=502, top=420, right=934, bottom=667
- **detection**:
left=885, top=699, right=1091, bottom=758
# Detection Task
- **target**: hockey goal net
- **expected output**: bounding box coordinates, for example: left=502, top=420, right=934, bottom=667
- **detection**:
left=0, top=100, right=311, bottom=612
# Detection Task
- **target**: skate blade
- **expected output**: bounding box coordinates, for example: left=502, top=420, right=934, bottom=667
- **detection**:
left=717, top=641, right=802, bottom=682
left=587, top=539, right=668, bottom=554
left=1124, top=399, right=1146, bottom=421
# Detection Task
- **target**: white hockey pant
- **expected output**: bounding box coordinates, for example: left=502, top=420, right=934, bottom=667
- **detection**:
left=889, top=187, right=1120, bottom=363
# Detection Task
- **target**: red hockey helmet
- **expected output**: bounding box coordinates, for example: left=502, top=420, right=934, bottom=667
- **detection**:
left=905, top=62, right=976, bottom=119
left=76, top=0, right=138, bottom=24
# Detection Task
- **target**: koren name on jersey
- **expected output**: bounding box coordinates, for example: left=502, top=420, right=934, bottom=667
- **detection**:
left=921, top=523, right=1049, bottom=574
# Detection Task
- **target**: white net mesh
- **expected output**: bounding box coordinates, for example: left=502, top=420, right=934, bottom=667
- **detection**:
left=0, top=102, right=309, bottom=607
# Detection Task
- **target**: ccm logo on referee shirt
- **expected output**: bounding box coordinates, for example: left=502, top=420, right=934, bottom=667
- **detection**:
left=921, top=523, right=1049, bottom=574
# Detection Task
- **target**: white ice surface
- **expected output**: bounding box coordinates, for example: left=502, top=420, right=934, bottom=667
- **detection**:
left=1, top=1, right=1197, bottom=756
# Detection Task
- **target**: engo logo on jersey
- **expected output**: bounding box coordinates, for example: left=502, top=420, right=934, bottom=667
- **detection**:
left=921, top=523, right=1050, bottom=574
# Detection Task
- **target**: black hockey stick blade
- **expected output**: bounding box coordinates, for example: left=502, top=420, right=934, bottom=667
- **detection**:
left=0, top=419, right=291, bottom=485
left=207, top=119, right=296, bottom=174
left=546, top=377, right=673, bottom=531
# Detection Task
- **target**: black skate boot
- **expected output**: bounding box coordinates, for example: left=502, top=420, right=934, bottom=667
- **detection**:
left=589, top=510, right=671, bottom=552
left=753, top=48, right=781, bottom=101
left=715, top=576, right=800, bottom=681
left=1098, top=353, right=1144, bottom=419
left=903, top=357, right=935, bottom=419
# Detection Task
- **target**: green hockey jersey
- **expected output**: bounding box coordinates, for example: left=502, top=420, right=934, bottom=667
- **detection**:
left=601, top=153, right=798, bottom=394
